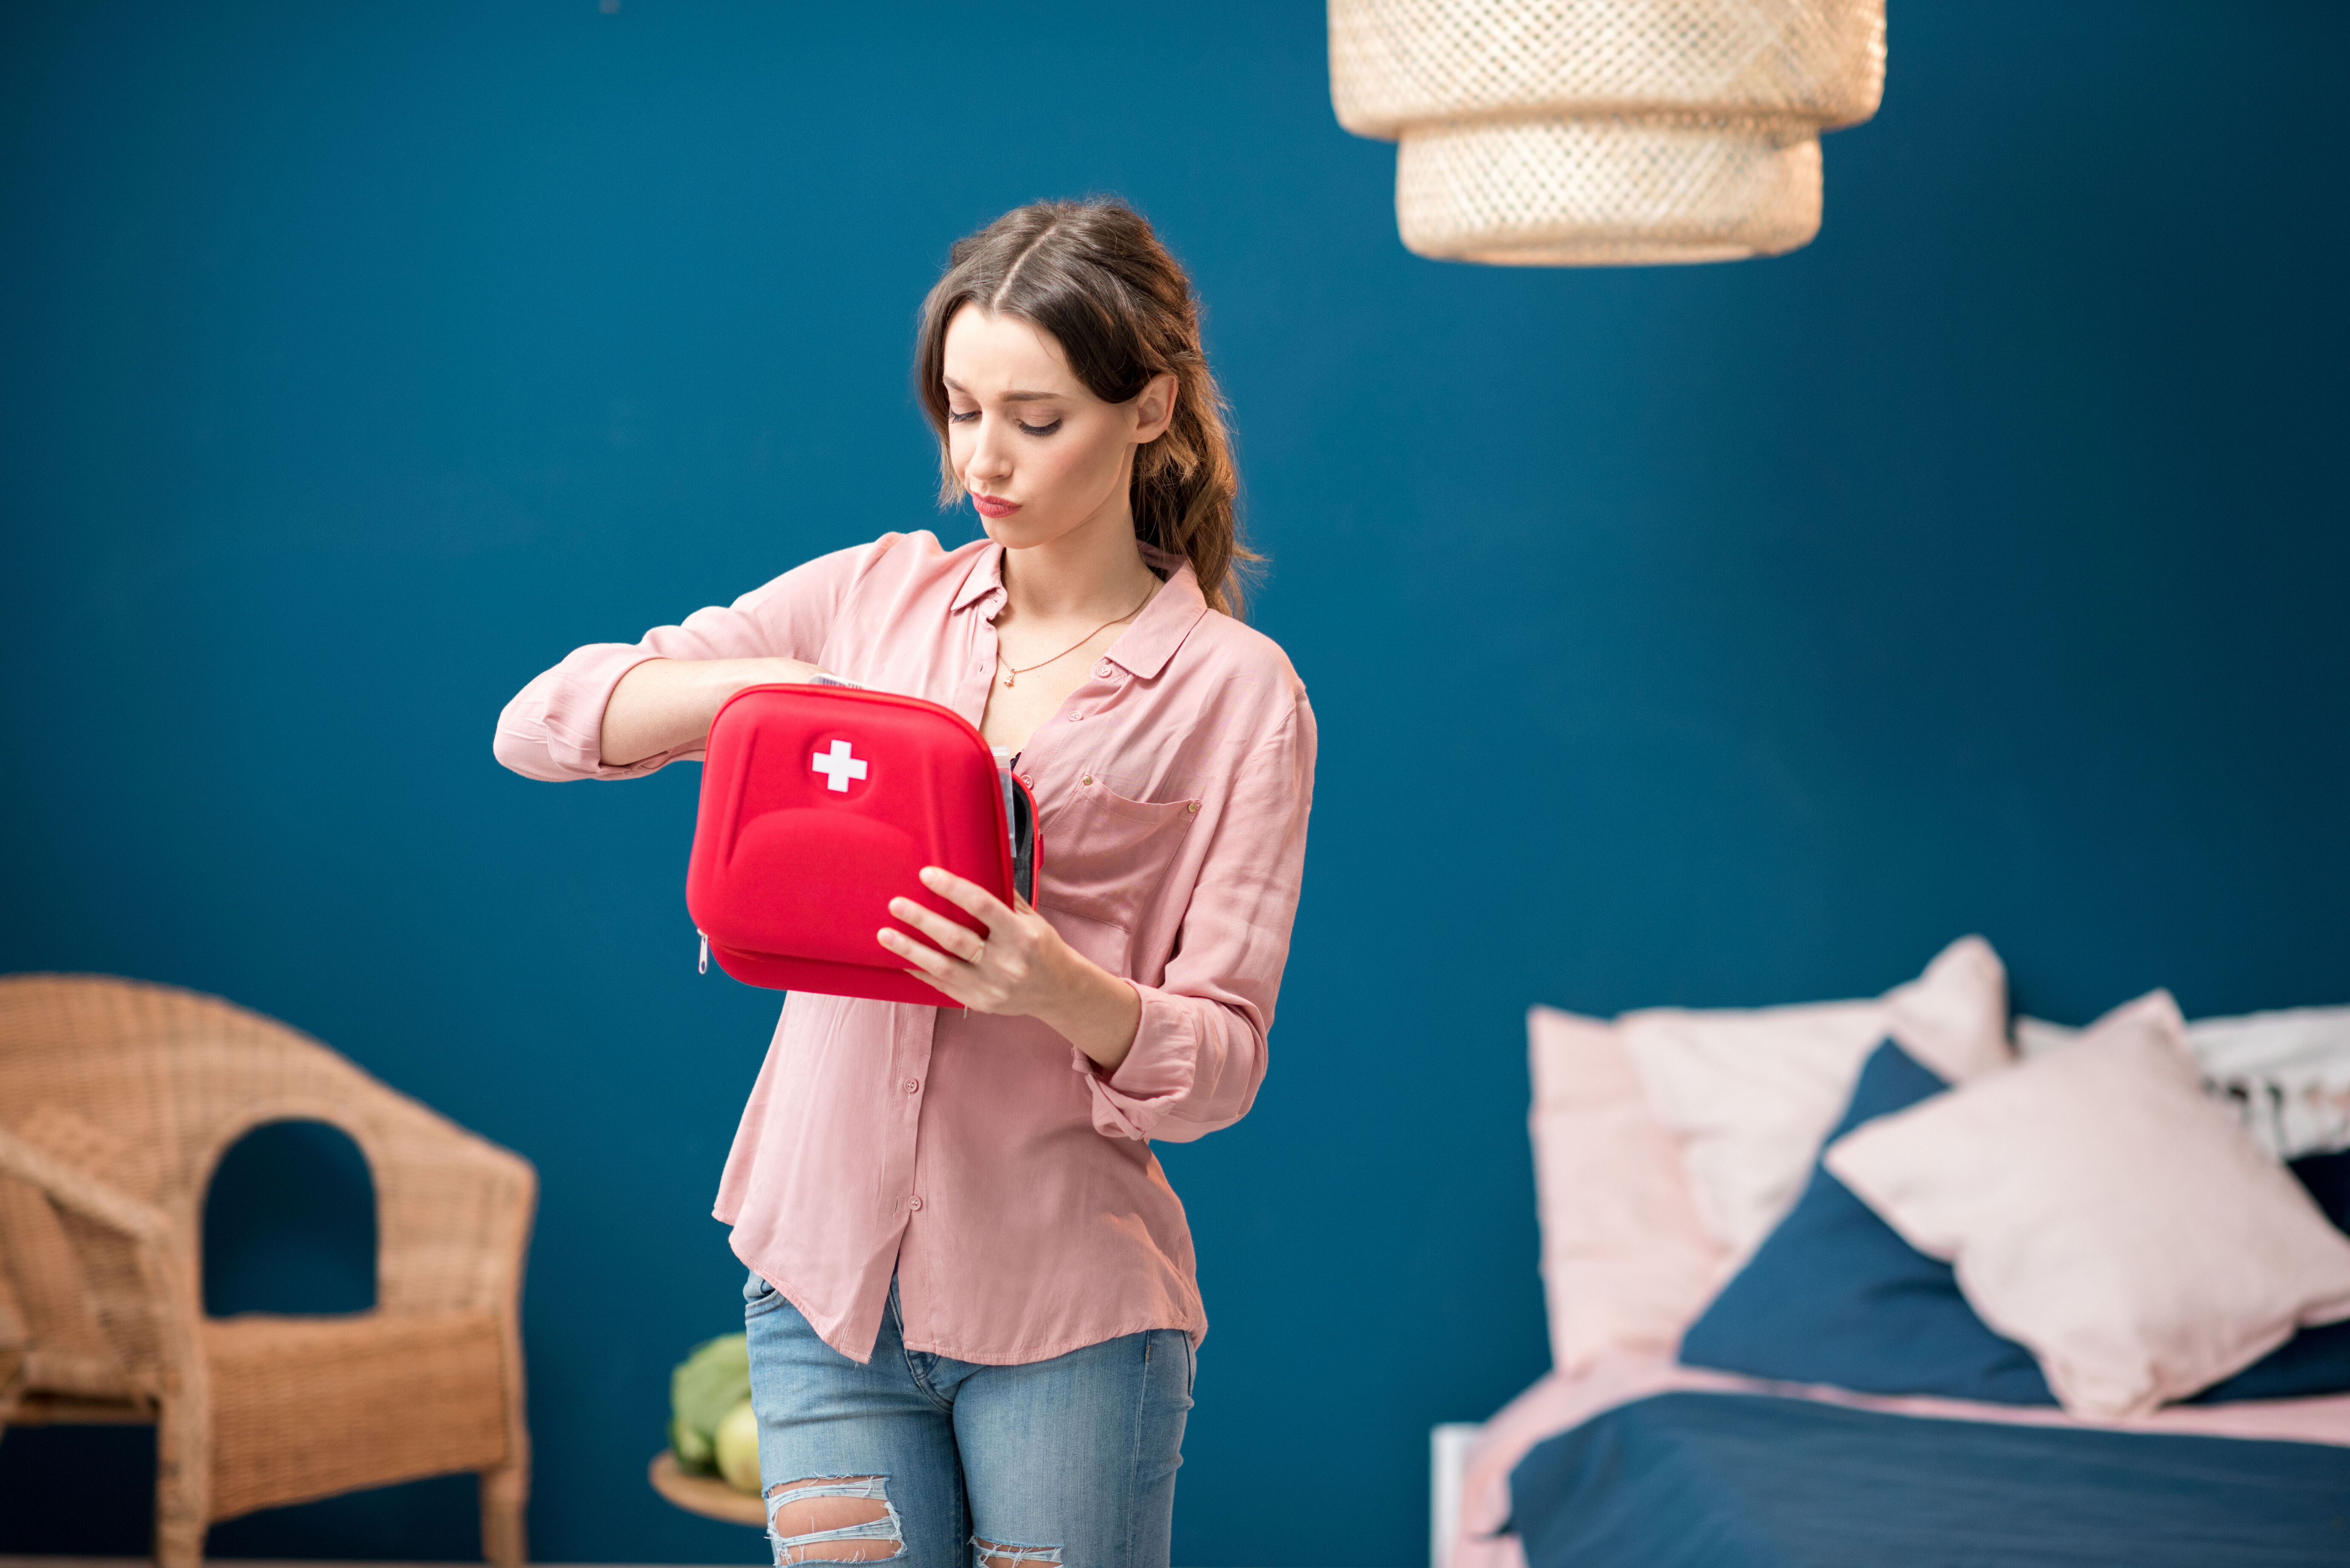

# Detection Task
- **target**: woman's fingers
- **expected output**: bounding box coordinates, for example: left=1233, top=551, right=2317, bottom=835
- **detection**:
left=876, top=927, right=946, bottom=973
left=887, top=897, right=985, bottom=962
left=877, top=925, right=973, bottom=993
left=920, top=866, right=1012, bottom=929
left=880, top=873, right=1043, bottom=1017
left=876, top=927, right=989, bottom=1008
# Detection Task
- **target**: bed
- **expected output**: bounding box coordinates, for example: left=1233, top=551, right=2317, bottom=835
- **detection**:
left=1450, top=939, right=2350, bottom=1568
left=1453, top=1352, right=2350, bottom=1568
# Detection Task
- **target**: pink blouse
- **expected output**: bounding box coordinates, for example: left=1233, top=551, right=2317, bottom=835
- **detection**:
left=493, top=532, right=1315, bottom=1365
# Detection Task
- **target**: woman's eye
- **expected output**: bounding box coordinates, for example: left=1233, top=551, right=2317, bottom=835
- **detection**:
left=947, top=408, right=979, bottom=424
left=1017, top=418, right=1063, bottom=438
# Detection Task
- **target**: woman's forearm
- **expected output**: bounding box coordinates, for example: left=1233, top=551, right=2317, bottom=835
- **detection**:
left=599, top=656, right=820, bottom=767
left=1036, top=953, right=1145, bottom=1074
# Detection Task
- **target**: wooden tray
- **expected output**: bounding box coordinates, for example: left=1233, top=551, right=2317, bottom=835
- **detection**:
left=648, top=1450, right=766, bottom=1526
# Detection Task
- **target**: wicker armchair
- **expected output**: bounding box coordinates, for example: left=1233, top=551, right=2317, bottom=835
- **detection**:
left=0, top=974, right=535, bottom=1565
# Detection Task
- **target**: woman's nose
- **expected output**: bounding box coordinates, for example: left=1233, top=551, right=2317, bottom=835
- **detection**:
left=967, top=418, right=1014, bottom=480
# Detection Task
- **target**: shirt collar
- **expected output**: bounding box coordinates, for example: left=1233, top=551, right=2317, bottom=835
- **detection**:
left=952, top=540, right=1209, bottom=681
left=952, top=543, right=1009, bottom=612
left=1106, top=545, right=1208, bottom=680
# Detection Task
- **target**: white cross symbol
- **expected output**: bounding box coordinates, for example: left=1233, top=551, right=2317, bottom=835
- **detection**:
left=810, top=739, right=868, bottom=793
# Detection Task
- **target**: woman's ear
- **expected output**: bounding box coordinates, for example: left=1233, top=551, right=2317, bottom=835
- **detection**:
left=1132, top=372, right=1179, bottom=444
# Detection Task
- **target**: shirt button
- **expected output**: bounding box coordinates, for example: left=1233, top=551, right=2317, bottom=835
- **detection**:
left=903, top=1078, right=920, bottom=1094
left=1095, top=661, right=1112, bottom=678
left=1080, top=774, right=1093, bottom=786
left=908, top=1196, right=923, bottom=1212
left=1018, top=773, right=1034, bottom=787
left=1187, top=801, right=1200, bottom=813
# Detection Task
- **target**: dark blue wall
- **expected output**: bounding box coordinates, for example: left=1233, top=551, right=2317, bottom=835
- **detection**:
left=3, top=1, right=2344, bottom=1560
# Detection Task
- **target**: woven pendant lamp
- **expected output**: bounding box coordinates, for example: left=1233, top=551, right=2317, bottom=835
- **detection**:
left=1329, top=0, right=1886, bottom=265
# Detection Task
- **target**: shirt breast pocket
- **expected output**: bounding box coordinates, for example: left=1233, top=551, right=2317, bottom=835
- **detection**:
left=1037, top=773, right=1201, bottom=936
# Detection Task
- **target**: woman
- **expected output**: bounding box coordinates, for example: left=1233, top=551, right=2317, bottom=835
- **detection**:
left=494, top=200, right=1315, bottom=1568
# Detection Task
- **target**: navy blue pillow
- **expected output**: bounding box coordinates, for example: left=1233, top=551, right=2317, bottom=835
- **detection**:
left=2289, top=1146, right=2350, bottom=1229
left=1676, top=1039, right=2055, bottom=1404
left=1679, top=1044, right=2350, bottom=1406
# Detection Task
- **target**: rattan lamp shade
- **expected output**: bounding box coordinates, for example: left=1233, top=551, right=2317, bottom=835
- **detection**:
left=1329, top=0, right=1886, bottom=265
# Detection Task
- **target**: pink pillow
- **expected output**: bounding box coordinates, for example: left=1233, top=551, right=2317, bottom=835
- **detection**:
left=1527, top=1007, right=1729, bottom=1371
left=1827, top=994, right=2350, bottom=1418
left=1616, top=936, right=2013, bottom=1258
left=2018, top=994, right=2350, bottom=1162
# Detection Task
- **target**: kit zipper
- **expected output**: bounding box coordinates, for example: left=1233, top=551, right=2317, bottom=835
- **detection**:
left=697, top=930, right=709, bottom=975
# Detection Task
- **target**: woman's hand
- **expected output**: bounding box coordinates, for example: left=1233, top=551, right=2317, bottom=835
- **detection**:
left=599, top=656, right=828, bottom=768
left=880, top=867, right=1142, bottom=1072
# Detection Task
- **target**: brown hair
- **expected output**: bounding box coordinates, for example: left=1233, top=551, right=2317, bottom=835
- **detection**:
left=915, top=199, right=1258, bottom=617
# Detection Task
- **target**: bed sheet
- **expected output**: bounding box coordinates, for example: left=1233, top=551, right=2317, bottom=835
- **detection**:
left=1452, top=1350, right=2350, bottom=1568
left=1512, top=1390, right=2350, bottom=1568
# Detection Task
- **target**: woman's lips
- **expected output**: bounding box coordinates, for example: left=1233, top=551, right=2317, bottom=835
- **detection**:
left=972, top=492, right=1020, bottom=519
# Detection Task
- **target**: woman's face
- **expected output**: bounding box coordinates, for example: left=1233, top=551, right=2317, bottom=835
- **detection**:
left=941, top=304, right=1174, bottom=551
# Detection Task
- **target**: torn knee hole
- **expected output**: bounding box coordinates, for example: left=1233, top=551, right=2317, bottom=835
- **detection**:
left=973, top=1538, right=1064, bottom=1568
left=767, top=1476, right=903, bottom=1565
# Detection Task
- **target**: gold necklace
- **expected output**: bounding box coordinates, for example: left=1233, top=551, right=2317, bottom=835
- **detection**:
left=998, top=581, right=1160, bottom=688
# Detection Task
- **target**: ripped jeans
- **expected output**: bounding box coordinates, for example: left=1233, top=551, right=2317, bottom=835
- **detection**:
left=743, top=1271, right=1193, bottom=1568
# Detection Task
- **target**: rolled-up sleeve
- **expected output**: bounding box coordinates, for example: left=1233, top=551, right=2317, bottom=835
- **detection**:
left=491, top=537, right=894, bottom=781
left=1085, top=695, right=1316, bottom=1143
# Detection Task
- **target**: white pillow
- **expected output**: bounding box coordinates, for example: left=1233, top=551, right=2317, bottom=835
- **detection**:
left=1617, top=936, right=2012, bottom=1259
left=1829, top=996, right=2350, bottom=1419
left=2016, top=996, right=2350, bottom=1161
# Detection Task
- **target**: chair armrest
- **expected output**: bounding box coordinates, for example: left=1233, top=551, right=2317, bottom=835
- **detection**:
left=0, top=1123, right=198, bottom=1407
left=0, top=1127, right=172, bottom=1243
left=0, top=1274, right=26, bottom=1416
left=367, top=1127, right=538, bottom=1317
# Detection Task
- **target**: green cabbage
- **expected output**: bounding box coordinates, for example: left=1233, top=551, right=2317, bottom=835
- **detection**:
left=668, top=1333, right=751, bottom=1476
left=716, top=1396, right=761, bottom=1494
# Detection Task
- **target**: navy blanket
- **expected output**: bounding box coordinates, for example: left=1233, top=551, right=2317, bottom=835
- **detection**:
left=1510, top=1392, right=2350, bottom=1568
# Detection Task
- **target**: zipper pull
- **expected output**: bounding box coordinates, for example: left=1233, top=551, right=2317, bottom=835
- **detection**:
left=697, top=931, right=709, bottom=975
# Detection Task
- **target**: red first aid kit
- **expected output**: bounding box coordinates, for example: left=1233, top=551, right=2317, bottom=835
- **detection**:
left=685, top=684, right=1039, bottom=1004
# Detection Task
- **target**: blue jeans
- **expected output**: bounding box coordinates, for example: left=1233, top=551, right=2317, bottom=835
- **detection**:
left=742, top=1271, right=1193, bottom=1568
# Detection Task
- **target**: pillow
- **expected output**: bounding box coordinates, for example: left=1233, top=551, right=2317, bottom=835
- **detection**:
left=2290, top=1145, right=2350, bottom=1229
left=1677, top=1040, right=2055, bottom=1404
left=1526, top=1006, right=1728, bottom=1372
left=1617, top=936, right=2012, bottom=1259
left=1684, top=1043, right=2350, bottom=1407
left=2017, top=997, right=2350, bottom=1162
left=1827, top=999, right=2350, bottom=1417
left=2192, top=1146, right=2350, bottom=1403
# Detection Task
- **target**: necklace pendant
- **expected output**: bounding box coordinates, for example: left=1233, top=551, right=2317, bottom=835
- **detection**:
left=1001, top=671, right=1015, bottom=688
